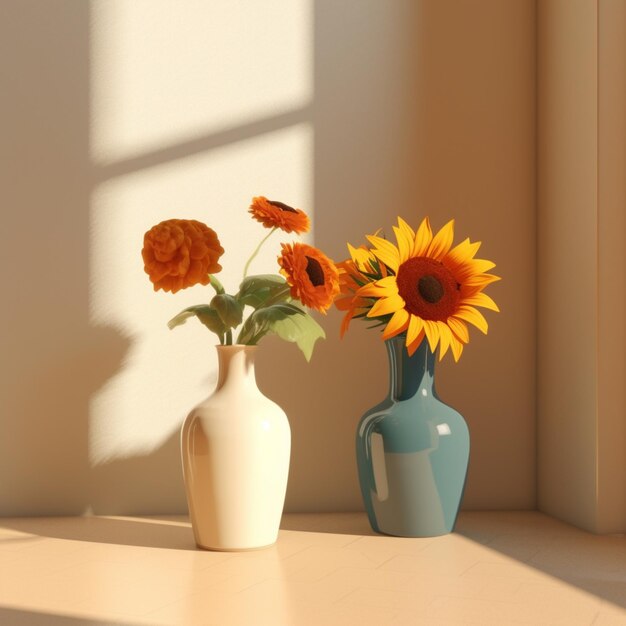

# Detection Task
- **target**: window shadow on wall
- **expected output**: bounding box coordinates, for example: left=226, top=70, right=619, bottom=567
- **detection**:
left=0, top=0, right=316, bottom=519
left=0, top=0, right=126, bottom=516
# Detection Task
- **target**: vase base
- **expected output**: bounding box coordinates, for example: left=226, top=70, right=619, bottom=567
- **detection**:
left=373, top=527, right=452, bottom=538
left=195, top=540, right=276, bottom=552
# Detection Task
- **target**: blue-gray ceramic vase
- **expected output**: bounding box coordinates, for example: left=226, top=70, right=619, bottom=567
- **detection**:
left=356, top=335, right=469, bottom=537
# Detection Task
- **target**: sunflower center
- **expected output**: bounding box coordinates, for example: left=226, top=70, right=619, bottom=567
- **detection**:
left=418, top=275, right=444, bottom=303
left=305, top=256, right=325, bottom=286
left=396, top=257, right=460, bottom=321
left=269, top=200, right=297, bottom=213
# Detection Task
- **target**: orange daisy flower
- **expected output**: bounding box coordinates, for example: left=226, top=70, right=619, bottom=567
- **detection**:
left=278, top=243, right=340, bottom=313
left=249, top=196, right=310, bottom=234
left=142, top=219, right=224, bottom=293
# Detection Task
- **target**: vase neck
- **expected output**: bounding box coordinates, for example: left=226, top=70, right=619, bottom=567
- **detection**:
left=386, top=336, right=436, bottom=401
left=215, top=345, right=258, bottom=392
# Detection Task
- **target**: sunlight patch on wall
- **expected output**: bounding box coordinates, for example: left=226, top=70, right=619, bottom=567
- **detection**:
left=90, top=0, right=312, bottom=165
left=89, top=125, right=313, bottom=464
left=88, top=0, right=314, bottom=465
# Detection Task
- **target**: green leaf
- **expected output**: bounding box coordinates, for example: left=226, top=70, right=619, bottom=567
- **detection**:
left=366, top=320, right=388, bottom=330
left=210, top=293, right=243, bottom=329
left=237, top=303, right=325, bottom=361
left=370, top=256, right=384, bottom=276
left=237, top=302, right=303, bottom=345
left=360, top=270, right=384, bottom=280
left=237, top=274, right=291, bottom=309
left=167, top=305, right=226, bottom=337
left=267, top=309, right=326, bottom=361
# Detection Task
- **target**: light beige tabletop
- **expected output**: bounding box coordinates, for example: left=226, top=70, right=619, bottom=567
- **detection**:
left=0, top=511, right=625, bottom=625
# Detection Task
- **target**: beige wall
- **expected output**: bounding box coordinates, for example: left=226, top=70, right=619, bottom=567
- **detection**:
left=537, top=0, right=626, bottom=533
left=597, top=0, right=626, bottom=534
left=0, top=0, right=537, bottom=515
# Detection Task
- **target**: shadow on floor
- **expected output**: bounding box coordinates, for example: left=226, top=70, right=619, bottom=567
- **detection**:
left=0, top=516, right=196, bottom=551
left=455, top=511, right=626, bottom=610
left=281, top=510, right=626, bottom=610
left=279, top=511, right=377, bottom=537
left=0, top=607, right=136, bottom=626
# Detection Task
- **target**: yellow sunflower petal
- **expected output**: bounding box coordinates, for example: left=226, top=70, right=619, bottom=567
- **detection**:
left=356, top=275, right=398, bottom=297
left=454, top=305, right=489, bottom=334
left=422, top=319, right=440, bottom=353
left=407, top=314, right=424, bottom=345
left=367, top=293, right=405, bottom=317
left=450, top=334, right=464, bottom=362
left=347, top=243, right=374, bottom=271
left=406, top=329, right=426, bottom=356
left=463, top=291, right=500, bottom=312
left=444, top=238, right=481, bottom=270
left=397, top=217, right=415, bottom=240
left=393, top=218, right=415, bottom=264
left=347, top=243, right=360, bottom=258
left=412, top=217, right=433, bottom=256
left=382, top=308, right=410, bottom=339
left=373, top=275, right=398, bottom=289
left=366, top=235, right=400, bottom=272
left=455, top=258, right=497, bottom=283
left=447, top=316, right=470, bottom=343
left=463, top=273, right=501, bottom=289
left=436, top=321, right=453, bottom=361
left=427, top=219, right=455, bottom=260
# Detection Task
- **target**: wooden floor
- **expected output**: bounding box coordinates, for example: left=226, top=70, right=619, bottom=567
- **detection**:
left=0, top=511, right=625, bottom=625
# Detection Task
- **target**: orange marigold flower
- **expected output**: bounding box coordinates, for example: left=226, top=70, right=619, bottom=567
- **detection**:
left=249, top=196, right=310, bottom=234
left=142, top=219, right=224, bottom=293
left=278, top=243, right=339, bottom=314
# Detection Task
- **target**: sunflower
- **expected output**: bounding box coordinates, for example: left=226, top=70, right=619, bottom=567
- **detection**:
left=249, top=196, right=310, bottom=234
left=142, top=219, right=224, bottom=293
left=350, top=217, right=500, bottom=361
left=278, top=242, right=340, bottom=313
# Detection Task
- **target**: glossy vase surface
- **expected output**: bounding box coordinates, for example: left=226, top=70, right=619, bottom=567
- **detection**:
left=181, top=345, right=290, bottom=551
left=356, top=336, right=469, bottom=537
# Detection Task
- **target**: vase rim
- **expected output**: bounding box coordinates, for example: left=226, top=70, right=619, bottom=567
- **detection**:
left=214, top=343, right=258, bottom=351
left=385, top=335, right=436, bottom=359
left=385, top=335, right=428, bottom=348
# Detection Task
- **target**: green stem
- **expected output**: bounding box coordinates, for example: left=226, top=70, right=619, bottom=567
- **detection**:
left=243, top=227, right=277, bottom=279
left=209, top=276, right=229, bottom=344
left=209, top=274, right=225, bottom=295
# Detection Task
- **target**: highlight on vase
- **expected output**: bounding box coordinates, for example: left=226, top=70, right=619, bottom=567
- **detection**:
left=336, top=216, right=500, bottom=360
left=141, top=197, right=339, bottom=361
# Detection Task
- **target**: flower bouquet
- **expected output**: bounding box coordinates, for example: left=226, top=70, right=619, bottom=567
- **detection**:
left=335, top=216, right=499, bottom=537
left=141, top=198, right=338, bottom=551
left=141, top=197, right=339, bottom=360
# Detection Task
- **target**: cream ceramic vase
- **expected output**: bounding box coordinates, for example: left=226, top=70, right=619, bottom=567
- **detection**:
left=181, top=345, right=291, bottom=551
